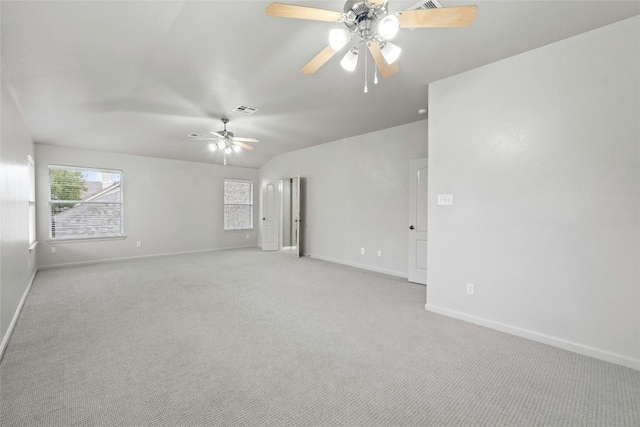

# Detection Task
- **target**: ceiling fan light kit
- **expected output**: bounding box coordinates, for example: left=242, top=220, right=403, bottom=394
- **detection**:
left=378, top=14, right=400, bottom=39
left=189, top=118, right=259, bottom=166
left=341, top=48, right=359, bottom=71
left=266, top=1, right=477, bottom=89
left=329, top=28, right=352, bottom=50
left=380, top=41, right=401, bottom=64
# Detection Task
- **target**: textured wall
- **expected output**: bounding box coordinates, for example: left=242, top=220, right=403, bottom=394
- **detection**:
left=427, top=17, right=640, bottom=368
left=259, top=120, right=428, bottom=277
left=35, top=145, right=259, bottom=267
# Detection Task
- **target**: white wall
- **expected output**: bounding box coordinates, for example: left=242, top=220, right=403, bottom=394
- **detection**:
left=259, top=120, right=428, bottom=277
left=35, top=145, right=259, bottom=267
left=427, top=17, right=640, bottom=369
left=1, top=76, right=37, bottom=354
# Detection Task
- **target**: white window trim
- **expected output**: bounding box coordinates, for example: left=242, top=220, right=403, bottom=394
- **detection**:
left=48, top=164, right=125, bottom=242
left=224, top=178, right=254, bottom=231
left=28, top=154, right=37, bottom=250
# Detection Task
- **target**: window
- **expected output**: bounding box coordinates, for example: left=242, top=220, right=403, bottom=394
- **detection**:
left=224, top=179, right=253, bottom=230
left=28, top=155, right=36, bottom=248
left=49, top=165, right=123, bottom=241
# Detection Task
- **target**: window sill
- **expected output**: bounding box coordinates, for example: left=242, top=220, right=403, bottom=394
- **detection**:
left=47, top=236, right=127, bottom=244
left=224, top=229, right=255, bottom=232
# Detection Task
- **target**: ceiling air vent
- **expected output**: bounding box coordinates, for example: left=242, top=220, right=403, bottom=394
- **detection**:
left=233, top=105, right=258, bottom=115
left=409, top=0, right=442, bottom=10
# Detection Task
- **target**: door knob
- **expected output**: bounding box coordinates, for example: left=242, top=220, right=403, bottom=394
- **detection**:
left=409, top=225, right=415, bottom=230
left=263, top=217, right=266, bottom=221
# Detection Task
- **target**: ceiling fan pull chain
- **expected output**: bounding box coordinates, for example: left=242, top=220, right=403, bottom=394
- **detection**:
left=364, top=45, right=369, bottom=93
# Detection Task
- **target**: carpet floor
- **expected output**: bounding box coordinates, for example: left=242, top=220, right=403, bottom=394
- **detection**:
left=1, top=248, right=639, bottom=426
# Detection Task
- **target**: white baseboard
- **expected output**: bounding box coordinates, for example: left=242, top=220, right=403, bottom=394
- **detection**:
left=0, top=269, right=37, bottom=361
left=37, top=245, right=258, bottom=270
left=425, top=303, right=640, bottom=371
left=306, top=253, right=408, bottom=279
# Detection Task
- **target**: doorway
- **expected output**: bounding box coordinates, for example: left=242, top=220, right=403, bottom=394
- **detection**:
left=279, top=176, right=300, bottom=257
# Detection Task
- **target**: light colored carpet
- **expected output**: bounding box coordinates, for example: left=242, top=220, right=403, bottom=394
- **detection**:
left=1, top=248, right=638, bottom=426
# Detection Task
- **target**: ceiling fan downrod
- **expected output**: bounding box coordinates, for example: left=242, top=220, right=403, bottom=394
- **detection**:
left=220, top=118, right=232, bottom=139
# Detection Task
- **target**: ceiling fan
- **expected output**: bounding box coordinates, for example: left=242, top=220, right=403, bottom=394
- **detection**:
left=188, top=118, right=259, bottom=165
left=266, top=0, right=477, bottom=85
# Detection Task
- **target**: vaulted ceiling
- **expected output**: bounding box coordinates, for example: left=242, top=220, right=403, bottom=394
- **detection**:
left=2, top=1, right=638, bottom=168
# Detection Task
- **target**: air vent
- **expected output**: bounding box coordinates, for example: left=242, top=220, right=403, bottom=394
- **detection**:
left=409, top=0, right=442, bottom=10
left=233, top=105, right=258, bottom=115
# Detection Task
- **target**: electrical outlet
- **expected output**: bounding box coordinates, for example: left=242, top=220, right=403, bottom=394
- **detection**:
left=437, top=194, right=454, bottom=206
left=136, top=241, right=141, bottom=247
left=377, top=250, right=382, bottom=257
left=360, top=247, right=365, bottom=255
left=466, top=283, right=475, bottom=295
left=50, top=247, right=56, bottom=254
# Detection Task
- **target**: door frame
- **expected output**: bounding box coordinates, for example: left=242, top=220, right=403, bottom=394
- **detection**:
left=279, top=176, right=301, bottom=257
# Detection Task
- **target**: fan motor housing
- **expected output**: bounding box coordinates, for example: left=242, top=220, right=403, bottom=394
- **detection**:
left=343, top=0, right=388, bottom=38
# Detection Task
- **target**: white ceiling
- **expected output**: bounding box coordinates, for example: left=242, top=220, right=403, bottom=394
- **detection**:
left=2, top=1, right=639, bottom=168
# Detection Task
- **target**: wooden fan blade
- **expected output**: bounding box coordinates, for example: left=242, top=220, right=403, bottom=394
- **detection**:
left=266, top=3, right=342, bottom=22
left=208, top=131, right=224, bottom=138
left=397, top=5, right=478, bottom=28
left=234, top=137, right=259, bottom=143
left=233, top=141, right=255, bottom=151
left=301, top=45, right=337, bottom=75
left=368, top=40, right=400, bottom=78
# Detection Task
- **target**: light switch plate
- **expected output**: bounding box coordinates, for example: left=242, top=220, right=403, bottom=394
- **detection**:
left=437, top=194, right=454, bottom=206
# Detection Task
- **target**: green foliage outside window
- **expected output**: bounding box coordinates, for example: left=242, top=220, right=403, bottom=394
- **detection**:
left=50, top=169, right=87, bottom=213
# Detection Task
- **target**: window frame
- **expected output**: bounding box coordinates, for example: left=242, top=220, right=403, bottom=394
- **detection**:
left=223, top=178, right=254, bottom=231
left=28, top=154, right=37, bottom=250
left=48, top=164, right=125, bottom=242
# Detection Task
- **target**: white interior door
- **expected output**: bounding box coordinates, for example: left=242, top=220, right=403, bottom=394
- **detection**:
left=262, top=179, right=279, bottom=251
left=408, top=158, right=428, bottom=284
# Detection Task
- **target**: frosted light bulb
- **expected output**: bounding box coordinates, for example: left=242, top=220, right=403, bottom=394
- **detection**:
left=381, top=42, right=401, bottom=64
left=340, top=48, right=359, bottom=72
left=378, top=14, right=399, bottom=40
left=329, top=29, right=351, bottom=51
